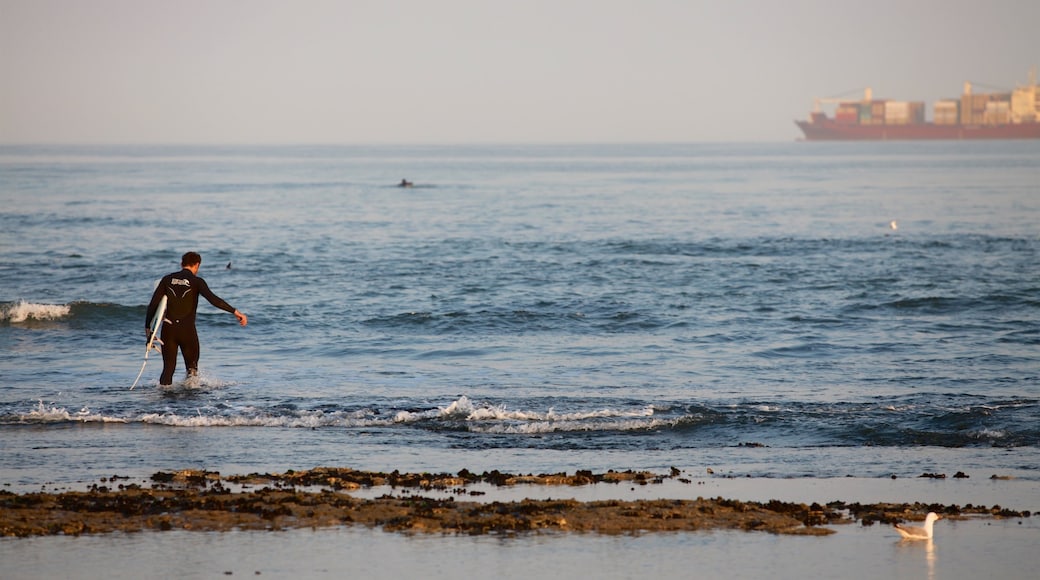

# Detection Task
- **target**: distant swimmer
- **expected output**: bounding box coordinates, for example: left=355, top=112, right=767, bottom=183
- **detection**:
left=226, top=261, right=232, bottom=269
left=145, top=252, right=247, bottom=385
left=399, top=179, right=413, bottom=187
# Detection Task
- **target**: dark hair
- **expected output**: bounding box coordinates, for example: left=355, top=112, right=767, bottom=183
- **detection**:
left=181, top=252, right=202, bottom=267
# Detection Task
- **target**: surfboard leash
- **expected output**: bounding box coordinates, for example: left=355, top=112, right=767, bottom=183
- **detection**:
left=129, top=337, right=164, bottom=390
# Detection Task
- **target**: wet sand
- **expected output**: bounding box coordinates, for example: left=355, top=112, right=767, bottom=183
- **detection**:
left=2, top=467, right=1030, bottom=538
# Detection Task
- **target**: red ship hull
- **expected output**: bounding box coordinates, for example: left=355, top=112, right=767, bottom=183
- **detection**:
left=796, top=119, right=1040, bottom=140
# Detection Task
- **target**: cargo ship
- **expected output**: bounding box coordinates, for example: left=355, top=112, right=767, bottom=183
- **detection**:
left=795, top=70, right=1040, bottom=140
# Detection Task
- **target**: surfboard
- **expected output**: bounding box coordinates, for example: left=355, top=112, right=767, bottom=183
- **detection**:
left=145, top=295, right=167, bottom=355
left=130, top=295, right=167, bottom=390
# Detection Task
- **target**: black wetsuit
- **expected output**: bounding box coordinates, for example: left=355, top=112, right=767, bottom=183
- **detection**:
left=146, top=268, right=236, bottom=385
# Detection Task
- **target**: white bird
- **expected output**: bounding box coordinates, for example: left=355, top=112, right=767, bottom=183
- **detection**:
left=889, top=220, right=899, bottom=230
left=894, top=512, right=941, bottom=540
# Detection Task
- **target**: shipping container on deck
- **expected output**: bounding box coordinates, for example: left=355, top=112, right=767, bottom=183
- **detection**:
left=885, top=101, right=910, bottom=124
left=961, top=94, right=974, bottom=124
left=836, top=104, right=860, bottom=124
left=859, top=106, right=872, bottom=124
left=870, top=101, right=887, bottom=120
left=984, top=101, right=1011, bottom=124
left=934, top=100, right=959, bottom=125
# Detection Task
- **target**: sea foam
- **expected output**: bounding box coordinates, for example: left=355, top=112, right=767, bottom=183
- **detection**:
left=20, top=401, right=126, bottom=424
left=1, top=301, right=71, bottom=323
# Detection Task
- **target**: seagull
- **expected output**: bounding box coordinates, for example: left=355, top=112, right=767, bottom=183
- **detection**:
left=894, top=512, right=941, bottom=540
left=889, top=220, right=898, bottom=230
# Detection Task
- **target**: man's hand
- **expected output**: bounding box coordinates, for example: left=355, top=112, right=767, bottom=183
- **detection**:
left=234, top=310, right=248, bottom=326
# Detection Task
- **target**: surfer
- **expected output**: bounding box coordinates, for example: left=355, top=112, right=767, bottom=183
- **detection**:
left=145, top=252, right=247, bottom=385
left=398, top=178, right=413, bottom=187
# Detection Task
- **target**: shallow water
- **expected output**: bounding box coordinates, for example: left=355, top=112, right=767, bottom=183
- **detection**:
left=2, top=517, right=1037, bottom=580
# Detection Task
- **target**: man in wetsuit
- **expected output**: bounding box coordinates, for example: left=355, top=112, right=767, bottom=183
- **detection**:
left=146, top=252, right=248, bottom=385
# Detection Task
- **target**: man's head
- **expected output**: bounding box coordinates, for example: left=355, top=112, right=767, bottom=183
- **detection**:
left=181, top=252, right=202, bottom=269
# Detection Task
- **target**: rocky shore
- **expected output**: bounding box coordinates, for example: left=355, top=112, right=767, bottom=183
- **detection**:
left=1, top=467, right=1030, bottom=538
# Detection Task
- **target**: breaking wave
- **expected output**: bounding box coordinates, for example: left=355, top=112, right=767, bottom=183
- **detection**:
left=18, top=401, right=128, bottom=424
left=6, top=394, right=1035, bottom=449
left=1, top=301, right=71, bottom=323
left=7, top=396, right=659, bottom=432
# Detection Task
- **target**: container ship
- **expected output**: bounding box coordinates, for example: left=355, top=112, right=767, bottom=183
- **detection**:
left=795, top=70, right=1040, bottom=140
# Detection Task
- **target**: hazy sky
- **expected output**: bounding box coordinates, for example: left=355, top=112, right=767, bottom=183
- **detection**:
left=2, top=0, right=1037, bottom=144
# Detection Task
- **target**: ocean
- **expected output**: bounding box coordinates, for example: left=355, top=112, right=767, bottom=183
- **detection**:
left=2, top=142, right=1039, bottom=577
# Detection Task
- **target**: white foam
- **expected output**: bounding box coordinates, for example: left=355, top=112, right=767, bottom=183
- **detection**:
left=472, top=417, right=675, bottom=434
left=391, top=397, right=657, bottom=434
left=11, top=395, right=661, bottom=432
left=393, top=395, right=655, bottom=425
left=20, top=401, right=126, bottom=423
left=156, top=373, right=235, bottom=393
left=139, top=408, right=391, bottom=429
left=971, top=428, right=1007, bottom=440
left=2, top=301, right=71, bottom=323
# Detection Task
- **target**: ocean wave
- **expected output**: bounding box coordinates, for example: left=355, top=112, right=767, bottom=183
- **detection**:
left=9, top=396, right=660, bottom=431
left=598, top=234, right=1040, bottom=261
left=969, top=427, right=1008, bottom=441
left=5, top=395, right=1035, bottom=449
left=16, top=401, right=127, bottom=424
left=844, top=292, right=1039, bottom=316
left=364, top=308, right=663, bottom=335
left=391, top=395, right=656, bottom=425
left=0, top=300, right=145, bottom=326
left=470, top=417, right=673, bottom=434
left=139, top=409, right=387, bottom=429
left=6, top=400, right=383, bottom=428
left=1, top=301, right=71, bottom=323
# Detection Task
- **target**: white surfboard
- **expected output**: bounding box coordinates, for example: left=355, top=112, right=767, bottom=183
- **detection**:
left=145, top=295, right=168, bottom=355
left=130, top=295, right=168, bottom=390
